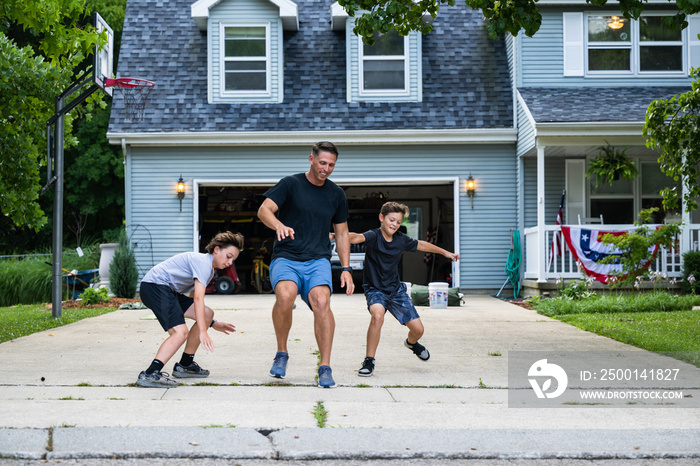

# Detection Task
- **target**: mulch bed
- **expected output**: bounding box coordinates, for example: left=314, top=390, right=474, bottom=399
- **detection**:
left=46, top=298, right=143, bottom=310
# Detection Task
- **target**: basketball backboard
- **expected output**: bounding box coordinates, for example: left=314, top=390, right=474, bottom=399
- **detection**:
left=93, top=13, right=114, bottom=96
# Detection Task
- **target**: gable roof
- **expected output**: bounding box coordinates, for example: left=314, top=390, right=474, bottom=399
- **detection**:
left=518, top=87, right=691, bottom=124
left=108, top=0, right=513, bottom=136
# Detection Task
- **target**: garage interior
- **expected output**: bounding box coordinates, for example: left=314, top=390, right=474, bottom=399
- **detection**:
left=198, top=184, right=456, bottom=294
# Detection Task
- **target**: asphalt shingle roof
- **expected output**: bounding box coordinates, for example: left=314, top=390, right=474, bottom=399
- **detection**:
left=518, top=86, right=691, bottom=123
left=108, top=0, right=513, bottom=133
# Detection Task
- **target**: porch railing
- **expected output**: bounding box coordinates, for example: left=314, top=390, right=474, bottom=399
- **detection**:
left=523, top=224, right=700, bottom=281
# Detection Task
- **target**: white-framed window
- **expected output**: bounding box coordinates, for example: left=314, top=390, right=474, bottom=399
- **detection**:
left=359, top=30, right=409, bottom=96
left=587, top=159, right=680, bottom=224
left=585, top=13, right=685, bottom=76
left=221, top=23, right=270, bottom=95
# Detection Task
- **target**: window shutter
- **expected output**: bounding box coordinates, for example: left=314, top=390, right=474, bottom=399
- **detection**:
left=688, top=14, right=700, bottom=71
left=565, top=159, right=585, bottom=224
left=563, top=12, right=584, bottom=77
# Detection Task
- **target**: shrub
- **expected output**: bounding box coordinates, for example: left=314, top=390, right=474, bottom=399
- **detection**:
left=109, top=229, right=138, bottom=298
left=682, top=250, right=700, bottom=295
left=79, top=286, right=110, bottom=305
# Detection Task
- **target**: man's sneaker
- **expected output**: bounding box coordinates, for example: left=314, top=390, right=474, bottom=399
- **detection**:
left=358, top=357, right=375, bottom=377
left=404, top=339, right=430, bottom=361
left=173, top=361, right=210, bottom=378
left=136, top=371, right=178, bottom=388
left=269, top=352, right=289, bottom=379
left=318, top=365, right=337, bottom=388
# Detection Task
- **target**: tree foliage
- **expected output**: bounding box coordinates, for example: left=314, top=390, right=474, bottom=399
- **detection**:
left=109, top=228, right=137, bottom=298
left=338, top=0, right=698, bottom=44
left=644, top=68, right=700, bottom=214
left=1, top=0, right=105, bottom=232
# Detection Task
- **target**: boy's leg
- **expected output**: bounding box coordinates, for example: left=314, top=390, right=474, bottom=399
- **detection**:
left=365, top=304, right=386, bottom=358
left=153, top=323, right=189, bottom=366
left=405, top=317, right=425, bottom=345
left=181, top=304, right=214, bottom=354
left=307, top=285, right=334, bottom=367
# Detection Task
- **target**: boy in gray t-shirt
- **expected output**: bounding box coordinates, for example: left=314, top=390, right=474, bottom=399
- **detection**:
left=136, top=231, right=244, bottom=388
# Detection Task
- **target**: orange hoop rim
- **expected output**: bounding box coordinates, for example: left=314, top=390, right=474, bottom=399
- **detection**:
left=104, top=77, right=155, bottom=89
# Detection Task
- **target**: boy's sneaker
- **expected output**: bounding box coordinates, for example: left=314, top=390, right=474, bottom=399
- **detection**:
left=173, top=361, right=210, bottom=378
left=358, top=357, right=375, bottom=377
left=136, top=371, right=178, bottom=388
left=269, top=352, right=289, bottom=379
left=318, top=365, right=337, bottom=388
left=404, top=339, right=430, bottom=361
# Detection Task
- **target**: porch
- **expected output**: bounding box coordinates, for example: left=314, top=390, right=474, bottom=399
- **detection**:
left=522, top=223, right=700, bottom=295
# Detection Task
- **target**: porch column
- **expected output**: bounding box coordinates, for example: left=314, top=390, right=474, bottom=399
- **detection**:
left=537, top=145, right=546, bottom=283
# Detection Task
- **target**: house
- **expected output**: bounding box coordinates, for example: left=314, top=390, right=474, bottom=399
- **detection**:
left=107, top=0, right=698, bottom=294
left=509, top=3, right=700, bottom=293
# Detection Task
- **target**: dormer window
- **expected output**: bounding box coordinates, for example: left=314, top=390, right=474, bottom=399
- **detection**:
left=360, top=30, right=408, bottom=94
left=222, top=24, right=269, bottom=93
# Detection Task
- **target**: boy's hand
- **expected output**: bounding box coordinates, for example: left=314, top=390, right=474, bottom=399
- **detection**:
left=200, top=331, right=215, bottom=352
left=446, top=252, right=460, bottom=262
left=212, top=321, right=236, bottom=335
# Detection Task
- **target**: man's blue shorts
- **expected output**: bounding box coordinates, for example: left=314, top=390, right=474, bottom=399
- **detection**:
left=270, top=257, right=333, bottom=308
left=365, top=282, right=420, bottom=325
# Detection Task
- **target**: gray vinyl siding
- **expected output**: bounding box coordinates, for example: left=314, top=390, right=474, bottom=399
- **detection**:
left=522, top=156, right=566, bottom=229
left=209, top=0, right=282, bottom=103
left=346, top=19, right=422, bottom=102
left=126, top=143, right=517, bottom=290
left=521, top=10, right=693, bottom=87
left=516, top=100, right=535, bottom=157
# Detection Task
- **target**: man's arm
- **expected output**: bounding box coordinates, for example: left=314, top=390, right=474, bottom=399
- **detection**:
left=258, top=197, right=295, bottom=241
left=417, top=240, right=460, bottom=262
left=333, top=221, right=355, bottom=296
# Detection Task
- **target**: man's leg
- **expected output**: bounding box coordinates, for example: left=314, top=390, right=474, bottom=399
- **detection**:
left=366, top=304, right=385, bottom=358
left=272, top=280, right=298, bottom=353
left=307, top=285, right=334, bottom=367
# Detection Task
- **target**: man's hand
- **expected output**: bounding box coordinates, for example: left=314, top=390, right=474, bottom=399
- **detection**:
left=275, top=224, right=295, bottom=241
left=212, top=321, right=236, bottom=335
left=340, top=270, right=355, bottom=296
left=445, top=252, right=460, bottom=262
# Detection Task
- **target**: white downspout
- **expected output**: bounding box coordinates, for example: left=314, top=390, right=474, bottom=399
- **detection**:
left=537, top=145, right=546, bottom=283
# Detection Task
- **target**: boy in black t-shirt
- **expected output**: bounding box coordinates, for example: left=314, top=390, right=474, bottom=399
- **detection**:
left=344, top=202, right=460, bottom=377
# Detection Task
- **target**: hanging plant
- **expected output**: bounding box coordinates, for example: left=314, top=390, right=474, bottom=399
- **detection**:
left=585, top=145, right=638, bottom=187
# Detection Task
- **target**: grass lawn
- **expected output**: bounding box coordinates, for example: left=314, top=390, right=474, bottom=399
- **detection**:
left=0, top=304, right=116, bottom=343
left=558, top=309, right=700, bottom=367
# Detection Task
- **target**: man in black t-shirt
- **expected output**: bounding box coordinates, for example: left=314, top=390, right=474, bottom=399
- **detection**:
left=257, top=141, right=355, bottom=388
left=344, top=202, right=460, bottom=377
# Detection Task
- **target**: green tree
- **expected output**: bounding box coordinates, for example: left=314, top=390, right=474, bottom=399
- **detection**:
left=338, top=0, right=697, bottom=44
left=0, top=1, right=106, bottom=232
left=644, top=67, right=700, bottom=214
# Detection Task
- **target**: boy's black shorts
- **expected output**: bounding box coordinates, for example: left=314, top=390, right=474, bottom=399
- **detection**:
left=139, top=282, right=194, bottom=331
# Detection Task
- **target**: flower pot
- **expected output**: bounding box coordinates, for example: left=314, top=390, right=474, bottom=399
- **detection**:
left=98, top=243, right=118, bottom=291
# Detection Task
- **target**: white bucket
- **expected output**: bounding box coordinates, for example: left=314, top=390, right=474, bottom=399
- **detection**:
left=402, top=282, right=412, bottom=297
left=428, top=282, right=449, bottom=309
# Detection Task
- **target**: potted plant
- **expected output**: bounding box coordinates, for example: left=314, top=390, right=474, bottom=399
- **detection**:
left=585, top=145, right=638, bottom=187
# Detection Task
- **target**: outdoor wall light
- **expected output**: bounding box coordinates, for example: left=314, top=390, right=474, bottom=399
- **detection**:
left=177, top=175, right=185, bottom=212
left=466, top=174, right=475, bottom=209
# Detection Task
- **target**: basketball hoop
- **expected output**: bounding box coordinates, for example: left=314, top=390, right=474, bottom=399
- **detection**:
left=105, top=77, right=155, bottom=122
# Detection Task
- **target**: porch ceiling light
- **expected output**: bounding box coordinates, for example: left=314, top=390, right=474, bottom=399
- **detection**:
left=177, top=175, right=185, bottom=212
left=466, top=174, right=475, bottom=209
left=608, top=16, right=625, bottom=30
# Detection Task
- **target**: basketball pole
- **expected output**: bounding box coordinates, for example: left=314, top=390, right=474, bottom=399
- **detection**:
left=43, top=74, right=101, bottom=318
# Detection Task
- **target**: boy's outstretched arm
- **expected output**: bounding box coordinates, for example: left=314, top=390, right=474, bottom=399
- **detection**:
left=417, top=240, right=460, bottom=262
left=330, top=232, right=366, bottom=244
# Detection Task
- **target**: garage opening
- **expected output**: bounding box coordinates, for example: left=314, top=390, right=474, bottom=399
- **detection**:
left=197, top=182, right=457, bottom=294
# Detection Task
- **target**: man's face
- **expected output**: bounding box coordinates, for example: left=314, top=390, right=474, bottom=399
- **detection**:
left=308, top=151, right=337, bottom=184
